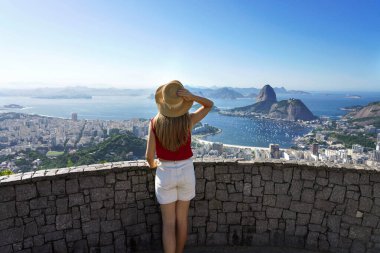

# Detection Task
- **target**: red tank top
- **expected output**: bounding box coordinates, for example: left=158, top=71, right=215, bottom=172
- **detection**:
left=151, top=118, right=193, bottom=161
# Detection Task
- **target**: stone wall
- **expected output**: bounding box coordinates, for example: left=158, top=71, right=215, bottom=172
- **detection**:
left=1, top=160, right=380, bottom=253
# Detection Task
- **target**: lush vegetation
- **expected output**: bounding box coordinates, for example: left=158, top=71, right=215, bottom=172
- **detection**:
left=0, top=132, right=147, bottom=171
left=0, top=169, right=13, bottom=176
left=349, top=116, right=380, bottom=128
left=41, top=132, right=146, bottom=169
left=329, top=132, right=376, bottom=149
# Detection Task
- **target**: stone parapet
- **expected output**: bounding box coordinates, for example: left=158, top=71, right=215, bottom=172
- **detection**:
left=0, top=160, right=380, bottom=252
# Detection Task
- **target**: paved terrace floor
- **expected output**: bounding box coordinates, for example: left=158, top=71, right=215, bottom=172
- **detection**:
left=141, top=246, right=324, bottom=253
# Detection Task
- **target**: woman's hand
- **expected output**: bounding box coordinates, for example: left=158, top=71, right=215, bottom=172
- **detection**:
left=148, top=159, right=159, bottom=170
left=177, top=89, right=195, bottom=102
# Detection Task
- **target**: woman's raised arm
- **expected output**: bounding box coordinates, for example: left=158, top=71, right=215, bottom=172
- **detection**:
left=177, top=89, right=214, bottom=126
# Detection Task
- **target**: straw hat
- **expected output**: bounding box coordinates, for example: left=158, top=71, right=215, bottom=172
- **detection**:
left=155, top=80, right=193, bottom=117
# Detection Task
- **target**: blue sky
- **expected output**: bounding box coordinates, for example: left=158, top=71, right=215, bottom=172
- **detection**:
left=0, top=0, right=379, bottom=91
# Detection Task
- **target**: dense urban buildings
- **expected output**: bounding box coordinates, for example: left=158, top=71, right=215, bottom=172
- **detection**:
left=1, top=112, right=379, bottom=173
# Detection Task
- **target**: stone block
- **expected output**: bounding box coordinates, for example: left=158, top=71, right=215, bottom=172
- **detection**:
left=65, top=229, right=82, bottom=242
left=301, top=169, right=316, bottom=181
left=80, top=176, right=104, bottom=189
left=15, top=201, right=29, bottom=217
left=243, top=183, right=251, bottom=196
left=195, top=201, right=208, bottom=216
left=45, top=230, right=64, bottom=242
left=0, top=201, right=16, bottom=220
left=360, top=185, right=372, bottom=198
left=251, top=187, right=263, bottom=196
left=0, top=226, right=23, bottom=246
left=206, top=233, right=227, bottom=245
left=285, top=219, right=295, bottom=235
left=223, top=202, right=237, bottom=212
left=329, top=185, right=346, bottom=204
left=282, top=210, right=296, bottom=220
left=272, top=169, right=283, bottom=183
left=295, top=225, right=308, bottom=236
left=205, top=182, right=216, bottom=199
left=374, top=183, right=380, bottom=198
left=16, top=184, right=36, bottom=201
left=227, top=213, right=241, bottom=225
left=266, top=207, right=283, bottom=219
left=101, top=220, right=122, bottom=233
left=314, top=199, right=336, bottom=212
left=329, top=172, right=343, bottom=185
left=56, top=214, right=72, bottom=230
left=52, top=179, right=65, bottom=195
left=256, top=220, right=268, bottom=233
left=229, top=193, right=243, bottom=202
left=259, top=166, right=272, bottom=180
left=327, top=215, right=341, bottom=233
left=274, top=183, right=289, bottom=195
left=268, top=219, right=278, bottom=230
left=306, top=231, right=319, bottom=249
left=344, top=172, right=359, bottom=185
left=264, top=181, right=274, bottom=194
left=193, top=217, right=207, bottom=227
left=32, top=244, right=52, bottom=253
left=263, top=195, right=276, bottom=207
left=82, top=220, right=100, bottom=235
left=296, top=213, right=310, bottom=226
left=316, top=177, right=328, bottom=186
left=289, top=180, right=302, bottom=200
left=316, top=187, right=332, bottom=200
left=209, top=199, right=222, bottom=210
left=56, top=197, right=68, bottom=214
left=359, top=196, right=373, bottom=212
left=0, top=186, right=15, bottom=202
left=66, top=179, right=79, bottom=194
left=362, top=213, right=379, bottom=228
left=350, top=239, right=366, bottom=253
left=283, top=167, right=293, bottom=182
left=310, top=209, right=324, bottom=224
left=275, top=195, right=291, bottom=209
left=36, top=181, right=51, bottom=196
left=251, top=175, right=261, bottom=187
left=345, top=199, right=359, bottom=217
left=349, top=226, right=372, bottom=242
left=90, top=188, right=114, bottom=201
left=301, top=188, right=315, bottom=204
left=53, top=239, right=67, bottom=253
left=289, top=201, right=313, bottom=214
left=216, top=190, right=228, bottom=201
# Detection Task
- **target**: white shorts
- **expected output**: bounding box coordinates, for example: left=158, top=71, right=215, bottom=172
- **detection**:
left=155, top=158, right=196, bottom=204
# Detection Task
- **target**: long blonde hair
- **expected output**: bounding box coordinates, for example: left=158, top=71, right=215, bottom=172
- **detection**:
left=154, top=112, right=191, bottom=152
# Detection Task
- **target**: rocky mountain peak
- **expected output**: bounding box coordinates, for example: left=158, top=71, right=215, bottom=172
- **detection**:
left=256, top=84, right=277, bottom=103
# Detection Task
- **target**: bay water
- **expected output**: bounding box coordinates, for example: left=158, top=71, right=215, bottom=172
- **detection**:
left=1, top=91, right=379, bottom=148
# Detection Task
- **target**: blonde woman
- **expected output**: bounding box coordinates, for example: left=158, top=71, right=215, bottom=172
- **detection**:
left=146, top=80, right=213, bottom=253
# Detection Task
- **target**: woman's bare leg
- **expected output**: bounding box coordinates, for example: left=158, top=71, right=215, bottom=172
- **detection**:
left=175, top=200, right=190, bottom=253
left=160, top=202, right=177, bottom=253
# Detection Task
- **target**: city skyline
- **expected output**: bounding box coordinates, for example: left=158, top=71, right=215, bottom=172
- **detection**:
left=0, top=0, right=379, bottom=91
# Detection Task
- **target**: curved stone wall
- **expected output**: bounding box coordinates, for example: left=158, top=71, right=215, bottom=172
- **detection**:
left=0, top=160, right=380, bottom=252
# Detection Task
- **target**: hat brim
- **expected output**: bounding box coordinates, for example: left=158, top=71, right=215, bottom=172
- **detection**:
left=155, top=83, right=193, bottom=117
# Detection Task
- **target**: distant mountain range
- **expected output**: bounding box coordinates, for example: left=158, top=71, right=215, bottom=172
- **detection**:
left=0, top=85, right=309, bottom=99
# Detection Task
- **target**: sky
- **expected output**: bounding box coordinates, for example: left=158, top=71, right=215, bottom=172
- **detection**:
left=0, top=0, right=379, bottom=91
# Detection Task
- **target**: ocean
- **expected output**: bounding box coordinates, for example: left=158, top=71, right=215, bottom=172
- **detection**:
left=1, top=91, right=379, bottom=148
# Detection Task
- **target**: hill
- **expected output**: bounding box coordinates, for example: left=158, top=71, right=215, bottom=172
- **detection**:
left=221, top=85, right=316, bottom=121
left=344, top=101, right=380, bottom=127
left=40, top=132, right=146, bottom=169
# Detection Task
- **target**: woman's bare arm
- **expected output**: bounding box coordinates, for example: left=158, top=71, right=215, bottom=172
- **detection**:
left=145, top=121, right=158, bottom=169
left=177, top=88, right=214, bottom=126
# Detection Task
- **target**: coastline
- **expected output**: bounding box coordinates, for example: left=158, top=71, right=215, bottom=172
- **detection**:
left=195, top=137, right=270, bottom=150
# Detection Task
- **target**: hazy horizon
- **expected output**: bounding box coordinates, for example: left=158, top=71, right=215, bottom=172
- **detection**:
left=1, top=83, right=380, bottom=93
left=0, top=1, right=379, bottom=91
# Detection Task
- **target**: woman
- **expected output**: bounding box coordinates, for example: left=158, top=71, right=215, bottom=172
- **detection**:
left=146, top=80, right=213, bottom=253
